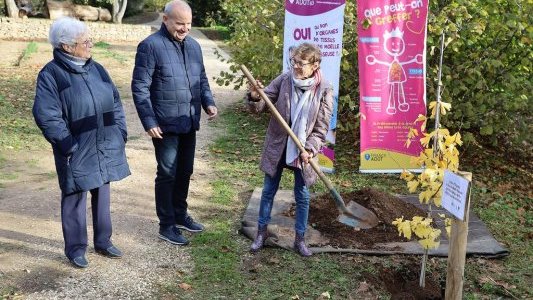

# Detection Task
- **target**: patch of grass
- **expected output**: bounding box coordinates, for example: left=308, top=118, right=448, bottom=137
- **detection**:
left=0, top=173, right=17, bottom=181
left=14, top=41, right=38, bottom=66
left=187, top=217, right=242, bottom=281
left=93, top=41, right=111, bottom=49
left=23, top=42, right=38, bottom=57
left=25, top=158, right=38, bottom=167
left=92, top=42, right=128, bottom=64
left=473, top=192, right=533, bottom=295
left=0, top=285, right=20, bottom=299
left=0, top=74, right=47, bottom=151
left=210, top=179, right=235, bottom=205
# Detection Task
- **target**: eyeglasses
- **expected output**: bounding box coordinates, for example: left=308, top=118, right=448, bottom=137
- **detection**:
left=289, top=58, right=313, bottom=68
left=75, top=39, right=93, bottom=47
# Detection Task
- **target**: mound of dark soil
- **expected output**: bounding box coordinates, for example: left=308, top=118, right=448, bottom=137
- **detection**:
left=286, top=187, right=427, bottom=248
left=364, top=259, right=444, bottom=300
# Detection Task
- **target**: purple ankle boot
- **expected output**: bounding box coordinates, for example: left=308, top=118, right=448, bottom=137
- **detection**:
left=294, top=232, right=312, bottom=257
left=250, top=225, right=268, bottom=253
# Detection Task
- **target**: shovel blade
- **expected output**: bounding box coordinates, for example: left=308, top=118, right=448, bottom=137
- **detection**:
left=336, top=201, right=379, bottom=229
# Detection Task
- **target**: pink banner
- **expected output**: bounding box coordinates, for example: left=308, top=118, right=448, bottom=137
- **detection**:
left=357, top=0, right=428, bottom=172
left=284, top=0, right=346, bottom=173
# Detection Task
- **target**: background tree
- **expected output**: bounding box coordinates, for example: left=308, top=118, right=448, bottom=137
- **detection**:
left=112, top=0, right=126, bottom=23
left=4, top=0, right=19, bottom=17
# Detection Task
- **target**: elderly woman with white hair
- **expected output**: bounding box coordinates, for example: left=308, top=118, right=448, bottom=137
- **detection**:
left=33, top=17, right=130, bottom=268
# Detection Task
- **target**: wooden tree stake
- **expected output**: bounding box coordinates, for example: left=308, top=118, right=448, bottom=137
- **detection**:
left=445, top=171, right=472, bottom=300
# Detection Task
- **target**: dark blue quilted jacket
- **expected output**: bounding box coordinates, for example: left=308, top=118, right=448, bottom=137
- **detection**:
left=33, top=50, right=130, bottom=195
left=131, top=24, right=215, bottom=134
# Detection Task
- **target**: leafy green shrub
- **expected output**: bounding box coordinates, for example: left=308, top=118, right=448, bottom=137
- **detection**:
left=191, top=0, right=229, bottom=27
left=216, top=0, right=284, bottom=88
left=144, top=0, right=166, bottom=12
left=218, top=0, right=532, bottom=147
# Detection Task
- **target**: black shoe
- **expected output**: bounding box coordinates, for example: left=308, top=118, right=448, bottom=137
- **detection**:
left=176, top=215, right=205, bottom=233
left=159, top=226, right=189, bottom=245
left=69, top=256, right=89, bottom=268
left=96, top=245, right=123, bottom=258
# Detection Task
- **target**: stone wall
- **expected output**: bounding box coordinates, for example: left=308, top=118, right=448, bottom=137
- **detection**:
left=0, top=17, right=152, bottom=43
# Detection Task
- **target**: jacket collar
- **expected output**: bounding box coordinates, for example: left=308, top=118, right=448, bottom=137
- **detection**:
left=53, top=49, right=94, bottom=74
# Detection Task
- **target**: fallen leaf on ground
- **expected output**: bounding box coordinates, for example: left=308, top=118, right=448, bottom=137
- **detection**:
left=178, top=283, right=192, bottom=291
left=479, top=276, right=516, bottom=290
left=268, top=257, right=280, bottom=265
left=356, top=281, right=370, bottom=293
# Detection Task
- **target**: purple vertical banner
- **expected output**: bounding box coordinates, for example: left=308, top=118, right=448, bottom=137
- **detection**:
left=284, top=0, right=346, bottom=173
left=357, top=0, right=428, bottom=172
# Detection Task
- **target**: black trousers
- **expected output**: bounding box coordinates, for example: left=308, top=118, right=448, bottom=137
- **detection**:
left=61, top=183, right=112, bottom=259
left=152, top=131, right=196, bottom=228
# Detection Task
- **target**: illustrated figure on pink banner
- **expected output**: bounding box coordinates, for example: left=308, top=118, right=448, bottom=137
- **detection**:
left=366, top=27, right=423, bottom=115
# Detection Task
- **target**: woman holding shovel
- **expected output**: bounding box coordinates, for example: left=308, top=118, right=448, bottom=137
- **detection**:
left=248, top=42, right=333, bottom=257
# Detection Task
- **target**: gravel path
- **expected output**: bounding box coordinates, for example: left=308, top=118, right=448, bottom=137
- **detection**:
left=0, top=27, right=241, bottom=299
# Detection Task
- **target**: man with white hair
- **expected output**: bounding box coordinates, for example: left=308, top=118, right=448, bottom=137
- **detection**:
left=132, top=0, right=217, bottom=245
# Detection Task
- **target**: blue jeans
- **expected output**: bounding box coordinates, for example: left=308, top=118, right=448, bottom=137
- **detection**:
left=258, top=162, right=310, bottom=235
left=153, top=131, right=196, bottom=228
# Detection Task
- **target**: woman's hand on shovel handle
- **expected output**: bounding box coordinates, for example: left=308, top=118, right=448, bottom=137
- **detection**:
left=300, top=150, right=313, bottom=164
left=248, top=79, right=264, bottom=102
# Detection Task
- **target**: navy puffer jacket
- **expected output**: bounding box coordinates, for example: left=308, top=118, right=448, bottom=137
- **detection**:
left=33, top=50, right=130, bottom=195
left=131, top=24, right=215, bottom=134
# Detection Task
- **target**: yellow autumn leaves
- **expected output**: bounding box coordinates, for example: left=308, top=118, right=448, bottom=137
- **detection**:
left=392, top=216, right=442, bottom=249
left=393, top=100, right=459, bottom=249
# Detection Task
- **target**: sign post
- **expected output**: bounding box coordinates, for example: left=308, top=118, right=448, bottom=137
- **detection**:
left=444, top=171, right=472, bottom=300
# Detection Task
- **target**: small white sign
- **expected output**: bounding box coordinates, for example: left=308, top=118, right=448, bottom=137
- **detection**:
left=442, top=170, right=470, bottom=220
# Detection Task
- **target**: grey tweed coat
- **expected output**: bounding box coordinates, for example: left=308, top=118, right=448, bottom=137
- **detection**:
left=248, top=71, right=333, bottom=187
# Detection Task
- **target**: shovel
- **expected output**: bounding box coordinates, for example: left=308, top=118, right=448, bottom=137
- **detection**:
left=240, top=65, right=379, bottom=229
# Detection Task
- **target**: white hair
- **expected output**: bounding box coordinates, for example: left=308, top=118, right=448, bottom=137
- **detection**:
left=164, top=0, right=191, bottom=15
left=48, top=17, right=88, bottom=49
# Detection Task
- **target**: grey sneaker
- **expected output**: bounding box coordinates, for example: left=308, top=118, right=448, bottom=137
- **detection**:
left=159, top=226, right=189, bottom=245
left=176, top=215, right=205, bottom=233
left=96, top=245, right=123, bottom=258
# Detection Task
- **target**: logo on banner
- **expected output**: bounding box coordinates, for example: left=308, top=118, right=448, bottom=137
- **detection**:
left=365, top=153, right=385, bottom=161
left=289, top=0, right=315, bottom=5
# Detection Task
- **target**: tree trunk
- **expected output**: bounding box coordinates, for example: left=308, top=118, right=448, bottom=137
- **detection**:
left=46, top=0, right=111, bottom=21
left=5, top=0, right=19, bottom=17
left=112, top=0, right=127, bottom=24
